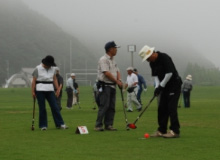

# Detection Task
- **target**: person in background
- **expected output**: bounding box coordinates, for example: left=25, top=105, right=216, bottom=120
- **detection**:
left=182, top=74, right=193, bottom=108
left=124, top=67, right=142, bottom=112
left=133, top=68, right=147, bottom=105
left=66, top=73, right=76, bottom=109
left=54, top=67, right=63, bottom=110
left=32, top=55, right=68, bottom=130
left=94, top=41, right=123, bottom=131
left=139, top=45, right=182, bottom=138
left=72, top=77, right=80, bottom=106
left=93, top=80, right=100, bottom=108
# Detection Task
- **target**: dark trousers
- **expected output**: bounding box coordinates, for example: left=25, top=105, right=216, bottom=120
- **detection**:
left=157, top=87, right=181, bottom=134
left=183, top=91, right=190, bottom=108
left=36, top=91, right=64, bottom=128
left=95, top=86, right=116, bottom=128
left=66, top=88, right=73, bottom=108
left=137, top=88, right=143, bottom=104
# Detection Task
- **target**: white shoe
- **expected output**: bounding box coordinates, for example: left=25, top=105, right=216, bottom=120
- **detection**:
left=59, top=124, right=69, bottom=129
left=41, top=127, right=47, bottom=131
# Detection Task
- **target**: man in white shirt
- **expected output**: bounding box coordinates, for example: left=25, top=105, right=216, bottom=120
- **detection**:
left=124, top=67, right=142, bottom=112
left=94, top=41, right=123, bottom=131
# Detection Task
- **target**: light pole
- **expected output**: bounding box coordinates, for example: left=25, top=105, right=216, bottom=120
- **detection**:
left=6, top=60, right=9, bottom=79
left=128, top=45, right=136, bottom=67
left=70, top=39, right=72, bottom=73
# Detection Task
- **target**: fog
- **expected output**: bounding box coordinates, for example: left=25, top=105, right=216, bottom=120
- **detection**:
left=22, top=0, right=220, bottom=68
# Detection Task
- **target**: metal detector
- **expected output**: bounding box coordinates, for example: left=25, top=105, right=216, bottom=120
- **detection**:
left=127, top=95, right=155, bottom=129
left=31, top=97, right=36, bottom=131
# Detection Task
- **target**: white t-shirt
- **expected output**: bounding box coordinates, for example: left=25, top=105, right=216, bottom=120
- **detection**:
left=126, top=73, right=138, bottom=87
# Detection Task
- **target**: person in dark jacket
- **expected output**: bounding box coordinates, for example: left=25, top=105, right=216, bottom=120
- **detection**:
left=54, top=67, right=63, bottom=110
left=139, top=45, right=182, bottom=138
left=133, top=68, right=147, bottom=105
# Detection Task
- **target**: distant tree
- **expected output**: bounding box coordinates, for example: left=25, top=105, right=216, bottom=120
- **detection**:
left=184, top=63, right=220, bottom=85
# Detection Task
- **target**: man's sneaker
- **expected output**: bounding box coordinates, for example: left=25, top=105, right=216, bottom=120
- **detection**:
left=137, top=107, right=142, bottom=112
left=127, top=109, right=133, bottom=112
left=41, top=127, right=47, bottom=131
left=105, top=125, right=117, bottom=131
left=57, top=124, right=69, bottom=129
left=163, top=130, right=180, bottom=138
left=94, top=127, right=104, bottom=131
left=66, top=107, right=72, bottom=109
left=150, top=131, right=163, bottom=137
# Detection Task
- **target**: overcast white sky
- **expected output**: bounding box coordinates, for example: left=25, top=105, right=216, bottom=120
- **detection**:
left=22, top=0, right=220, bottom=67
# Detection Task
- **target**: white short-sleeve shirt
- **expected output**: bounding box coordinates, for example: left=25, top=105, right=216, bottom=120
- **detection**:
left=126, top=73, right=138, bottom=87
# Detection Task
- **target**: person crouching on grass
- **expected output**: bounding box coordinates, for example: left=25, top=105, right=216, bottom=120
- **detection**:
left=32, top=55, right=68, bottom=131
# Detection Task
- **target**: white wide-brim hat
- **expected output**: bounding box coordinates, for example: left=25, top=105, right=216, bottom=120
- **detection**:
left=138, top=45, right=155, bottom=62
left=71, top=73, right=75, bottom=76
left=186, top=75, right=192, bottom=80
left=126, top=67, right=134, bottom=71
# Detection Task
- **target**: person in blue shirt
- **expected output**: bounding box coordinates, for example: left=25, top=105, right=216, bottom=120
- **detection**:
left=133, top=68, right=147, bottom=105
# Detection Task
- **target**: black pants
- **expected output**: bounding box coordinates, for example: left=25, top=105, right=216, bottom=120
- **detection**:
left=183, top=91, right=190, bottom=108
left=66, top=88, right=73, bottom=108
left=157, top=87, right=181, bottom=134
left=95, top=86, right=116, bottom=128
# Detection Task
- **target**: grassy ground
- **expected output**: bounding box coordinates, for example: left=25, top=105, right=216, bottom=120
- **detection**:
left=0, top=86, right=219, bottom=160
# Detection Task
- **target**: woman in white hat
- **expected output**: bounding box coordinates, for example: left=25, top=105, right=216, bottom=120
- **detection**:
left=182, top=75, right=193, bottom=108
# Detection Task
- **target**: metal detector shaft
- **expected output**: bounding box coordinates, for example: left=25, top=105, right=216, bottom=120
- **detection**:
left=132, top=95, right=155, bottom=125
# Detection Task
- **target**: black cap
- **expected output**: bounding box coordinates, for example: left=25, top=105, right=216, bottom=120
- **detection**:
left=105, top=41, right=120, bottom=52
left=42, top=55, right=56, bottom=67
left=133, top=68, right=138, bottom=72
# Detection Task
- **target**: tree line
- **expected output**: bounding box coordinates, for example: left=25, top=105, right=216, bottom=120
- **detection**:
left=184, top=63, right=220, bottom=85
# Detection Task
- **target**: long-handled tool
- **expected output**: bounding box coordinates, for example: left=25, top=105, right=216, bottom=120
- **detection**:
left=120, top=88, right=130, bottom=130
left=31, top=97, right=36, bottom=131
left=178, top=92, right=182, bottom=108
left=127, top=95, right=155, bottom=129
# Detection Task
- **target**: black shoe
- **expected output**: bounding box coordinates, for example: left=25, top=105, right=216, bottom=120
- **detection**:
left=137, top=107, right=142, bottom=112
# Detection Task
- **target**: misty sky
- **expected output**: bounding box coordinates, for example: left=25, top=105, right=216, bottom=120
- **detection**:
left=22, top=0, right=220, bottom=67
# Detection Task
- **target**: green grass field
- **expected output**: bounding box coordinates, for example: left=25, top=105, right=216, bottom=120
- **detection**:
left=0, top=86, right=220, bottom=160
